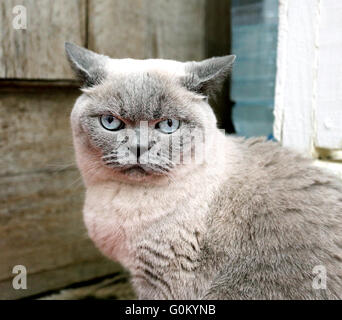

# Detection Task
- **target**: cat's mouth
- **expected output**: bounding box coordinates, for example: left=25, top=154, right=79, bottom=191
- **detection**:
left=103, top=161, right=172, bottom=183
left=116, top=164, right=172, bottom=183
left=122, top=165, right=149, bottom=177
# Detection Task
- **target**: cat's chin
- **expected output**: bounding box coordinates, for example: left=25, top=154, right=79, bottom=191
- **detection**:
left=112, top=165, right=171, bottom=184
left=123, top=165, right=148, bottom=177
left=121, top=165, right=153, bottom=180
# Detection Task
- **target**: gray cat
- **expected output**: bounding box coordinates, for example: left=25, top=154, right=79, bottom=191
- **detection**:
left=65, top=42, right=342, bottom=300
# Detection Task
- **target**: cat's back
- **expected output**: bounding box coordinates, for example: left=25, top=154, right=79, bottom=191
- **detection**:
left=204, top=137, right=342, bottom=299
left=231, top=137, right=342, bottom=213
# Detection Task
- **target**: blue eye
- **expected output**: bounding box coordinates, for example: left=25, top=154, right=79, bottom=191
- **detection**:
left=156, top=119, right=180, bottom=134
left=100, top=115, right=124, bottom=131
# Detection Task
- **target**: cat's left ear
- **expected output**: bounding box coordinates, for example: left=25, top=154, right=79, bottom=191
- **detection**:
left=183, top=55, right=236, bottom=97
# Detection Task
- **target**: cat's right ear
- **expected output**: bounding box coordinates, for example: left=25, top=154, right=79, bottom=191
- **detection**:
left=65, top=42, right=107, bottom=88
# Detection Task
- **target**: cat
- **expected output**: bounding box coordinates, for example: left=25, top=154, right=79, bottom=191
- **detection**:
left=65, top=42, right=342, bottom=300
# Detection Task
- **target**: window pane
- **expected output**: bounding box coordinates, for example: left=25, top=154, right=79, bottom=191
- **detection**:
left=230, top=0, right=278, bottom=138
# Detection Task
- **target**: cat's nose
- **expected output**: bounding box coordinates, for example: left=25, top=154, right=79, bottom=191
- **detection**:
left=135, top=144, right=141, bottom=160
left=130, top=144, right=139, bottom=158
left=131, top=144, right=147, bottom=162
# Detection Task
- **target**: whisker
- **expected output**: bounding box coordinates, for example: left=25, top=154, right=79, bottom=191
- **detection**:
left=65, top=163, right=100, bottom=189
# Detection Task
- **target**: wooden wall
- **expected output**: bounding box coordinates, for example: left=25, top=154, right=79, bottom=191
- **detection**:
left=0, top=0, right=86, bottom=79
left=0, top=0, right=231, bottom=299
left=0, top=0, right=208, bottom=79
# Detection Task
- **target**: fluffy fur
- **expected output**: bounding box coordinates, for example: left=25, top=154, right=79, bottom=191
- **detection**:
left=66, top=43, right=342, bottom=299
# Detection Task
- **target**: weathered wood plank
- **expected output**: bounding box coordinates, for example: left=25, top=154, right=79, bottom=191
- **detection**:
left=1, top=169, right=87, bottom=278
left=39, top=272, right=135, bottom=300
left=0, top=0, right=86, bottom=79
left=0, top=260, right=122, bottom=299
left=0, top=87, right=121, bottom=299
left=88, top=0, right=206, bottom=61
left=0, top=87, right=78, bottom=176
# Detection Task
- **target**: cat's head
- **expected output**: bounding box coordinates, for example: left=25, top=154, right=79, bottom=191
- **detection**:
left=65, top=43, right=235, bottom=185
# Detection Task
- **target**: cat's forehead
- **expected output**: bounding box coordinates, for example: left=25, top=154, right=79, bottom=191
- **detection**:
left=84, top=63, right=197, bottom=121
left=105, top=58, right=187, bottom=77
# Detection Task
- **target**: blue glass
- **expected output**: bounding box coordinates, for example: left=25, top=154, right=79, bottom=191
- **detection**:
left=231, top=0, right=278, bottom=138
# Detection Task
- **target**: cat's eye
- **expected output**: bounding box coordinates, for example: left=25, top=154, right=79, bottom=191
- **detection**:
left=100, top=115, right=124, bottom=131
left=156, top=119, right=180, bottom=134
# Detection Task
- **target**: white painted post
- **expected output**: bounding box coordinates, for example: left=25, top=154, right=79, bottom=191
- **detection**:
left=274, top=0, right=320, bottom=156
left=315, top=0, right=342, bottom=150
left=274, top=0, right=342, bottom=178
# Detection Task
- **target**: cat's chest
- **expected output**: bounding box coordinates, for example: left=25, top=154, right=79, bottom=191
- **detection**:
left=82, top=183, right=207, bottom=268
